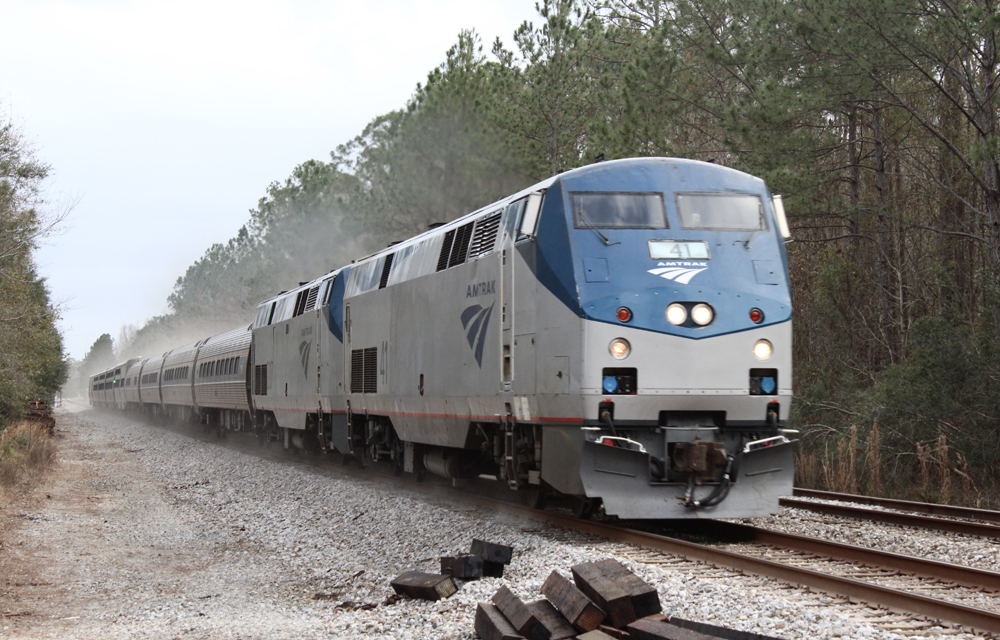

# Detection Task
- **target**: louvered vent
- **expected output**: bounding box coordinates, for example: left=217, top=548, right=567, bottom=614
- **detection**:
left=351, top=348, right=379, bottom=393
left=293, top=290, right=308, bottom=317
left=254, top=365, right=268, bottom=396
left=468, top=211, right=502, bottom=259
left=436, top=230, right=456, bottom=272
left=378, top=253, right=394, bottom=289
left=448, top=221, right=475, bottom=268
left=363, top=347, right=378, bottom=393
left=351, top=349, right=364, bottom=393
left=304, top=286, right=320, bottom=312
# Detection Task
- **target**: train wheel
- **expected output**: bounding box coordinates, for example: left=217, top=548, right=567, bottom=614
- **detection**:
left=572, top=497, right=598, bottom=520
left=525, top=488, right=547, bottom=510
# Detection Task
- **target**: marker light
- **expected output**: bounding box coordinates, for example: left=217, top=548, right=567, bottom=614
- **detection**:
left=609, top=338, right=631, bottom=360
left=603, top=376, right=619, bottom=393
left=749, top=308, right=764, bottom=324
left=760, top=376, right=776, bottom=394
left=616, top=307, right=633, bottom=323
left=753, top=339, right=773, bottom=361
left=666, top=303, right=687, bottom=325
left=691, top=304, right=714, bottom=326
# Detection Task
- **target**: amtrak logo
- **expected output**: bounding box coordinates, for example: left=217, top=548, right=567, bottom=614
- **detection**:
left=299, top=340, right=311, bottom=377
left=460, top=301, right=495, bottom=367
left=648, top=261, right=708, bottom=284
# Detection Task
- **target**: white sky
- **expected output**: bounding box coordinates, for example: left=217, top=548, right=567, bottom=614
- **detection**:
left=1, top=0, right=538, bottom=360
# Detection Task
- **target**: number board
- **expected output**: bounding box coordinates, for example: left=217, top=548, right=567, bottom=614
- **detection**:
left=648, top=240, right=711, bottom=260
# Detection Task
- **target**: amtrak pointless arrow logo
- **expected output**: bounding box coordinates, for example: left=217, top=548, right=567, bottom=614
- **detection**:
left=299, top=340, right=311, bottom=377
left=460, top=301, right=495, bottom=367
left=648, top=262, right=708, bottom=284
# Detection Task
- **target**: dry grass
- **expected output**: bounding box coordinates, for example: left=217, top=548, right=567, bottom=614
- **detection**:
left=0, top=419, right=57, bottom=506
left=796, top=422, right=993, bottom=508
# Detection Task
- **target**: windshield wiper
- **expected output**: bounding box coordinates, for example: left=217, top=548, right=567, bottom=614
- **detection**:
left=576, top=208, right=619, bottom=246
left=738, top=204, right=766, bottom=250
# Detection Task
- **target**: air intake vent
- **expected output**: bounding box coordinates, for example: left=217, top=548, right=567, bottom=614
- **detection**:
left=351, top=348, right=379, bottom=393
left=364, top=347, right=378, bottom=393
left=437, top=230, right=456, bottom=272
left=350, top=349, right=364, bottom=393
left=304, top=285, right=320, bottom=311
left=448, top=221, right=475, bottom=268
left=254, top=365, right=268, bottom=395
left=468, top=211, right=502, bottom=259
left=293, top=289, right=308, bottom=317
left=379, top=253, right=394, bottom=289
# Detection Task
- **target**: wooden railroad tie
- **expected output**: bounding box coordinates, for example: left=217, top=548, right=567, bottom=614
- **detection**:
left=541, top=570, right=607, bottom=631
left=492, top=585, right=551, bottom=640
left=476, top=602, right=525, bottom=640
left=389, top=571, right=457, bottom=601
left=472, top=538, right=515, bottom=578
left=441, top=555, right=485, bottom=579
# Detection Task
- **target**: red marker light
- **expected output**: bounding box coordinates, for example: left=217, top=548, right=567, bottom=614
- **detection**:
left=616, top=307, right=632, bottom=322
left=749, top=308, right=764, bottom=324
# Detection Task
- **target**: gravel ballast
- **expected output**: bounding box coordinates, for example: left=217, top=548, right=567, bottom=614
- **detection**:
left=0, top=405, right=990, bottom=639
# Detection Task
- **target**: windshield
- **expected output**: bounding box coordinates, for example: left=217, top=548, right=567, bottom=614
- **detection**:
left=676, top=193, right=766, bottom=231
left=571, top=192, right=668, bottom=229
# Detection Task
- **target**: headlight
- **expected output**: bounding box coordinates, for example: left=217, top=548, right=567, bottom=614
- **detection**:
left=666, top=303, right=687, bottom=325
left=609, top=338, right=631, bottom=359
left=753, top=339, right=773, bottom=361
left=691, top=303, right=714, bottom=326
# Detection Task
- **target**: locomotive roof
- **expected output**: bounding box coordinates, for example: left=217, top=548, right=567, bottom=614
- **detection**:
left=254, top=157, right=759, bottom=309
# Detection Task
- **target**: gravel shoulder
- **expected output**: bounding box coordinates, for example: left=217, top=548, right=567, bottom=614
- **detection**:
left=0, top=405, right=990, bottom=639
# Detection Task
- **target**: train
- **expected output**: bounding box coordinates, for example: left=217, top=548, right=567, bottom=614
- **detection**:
left=89, top=157, right=795, bottom=519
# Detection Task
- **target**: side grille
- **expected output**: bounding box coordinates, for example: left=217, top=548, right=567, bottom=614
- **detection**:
left=304, top=285, right=320, bottom=312
left=468, top=211, right=502, bottom=259
left=364, top=347, right=378, bottom=393
left=448, top=221, right=475, bottom=268
left=379, top=253, right=394, bottom=289
left=351, top=347, right=378, bottom=393
left=254, top=365, right=268, bottom=396
left=351, top=349, right=364, bottom=393
left=436, top=230, right=456, bottom=272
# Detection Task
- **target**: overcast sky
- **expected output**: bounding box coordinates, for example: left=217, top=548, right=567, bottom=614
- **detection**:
left=1, top=0, right=538, bottom=360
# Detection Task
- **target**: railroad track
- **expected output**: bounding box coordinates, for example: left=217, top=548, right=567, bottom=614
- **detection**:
left=85, top=410, right=1000, bottom=636
left=781, top=493, right=1000, bottom=539
left=793, top=487, right=1000, bottom=525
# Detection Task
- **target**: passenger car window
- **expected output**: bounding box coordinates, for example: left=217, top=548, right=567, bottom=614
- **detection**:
left=676, top=193, right=766, bottom=231
left=570, top=192, right=667, bottom=229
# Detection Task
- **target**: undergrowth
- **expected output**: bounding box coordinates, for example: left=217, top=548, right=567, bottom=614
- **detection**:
left=0, top=420, right=56, bottom=505
left=795, top=423, right=992, bottom=508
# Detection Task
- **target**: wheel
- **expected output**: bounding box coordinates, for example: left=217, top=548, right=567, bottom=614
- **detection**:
left=525, top=488, right=547, bottom=510
left=572, top=497, right=598, bottom=520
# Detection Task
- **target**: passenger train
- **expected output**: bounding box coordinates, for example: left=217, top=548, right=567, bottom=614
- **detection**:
left=89, top=158, right=795, bottom=519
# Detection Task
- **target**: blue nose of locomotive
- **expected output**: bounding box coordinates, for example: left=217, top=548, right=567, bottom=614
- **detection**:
left=544, top=158, right=792, bottom=338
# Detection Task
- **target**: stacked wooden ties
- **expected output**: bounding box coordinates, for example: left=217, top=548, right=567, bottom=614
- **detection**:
left=476, top=558, right=784, bottom=640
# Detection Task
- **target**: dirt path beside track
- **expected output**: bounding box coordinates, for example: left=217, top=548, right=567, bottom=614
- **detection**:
left=0, top=403, right=338, bottom=639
